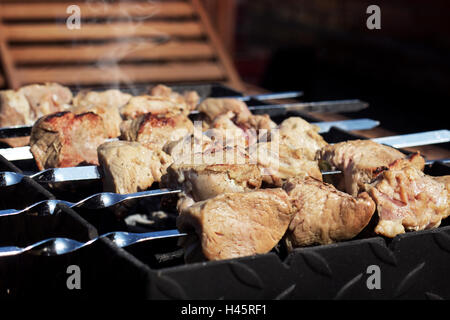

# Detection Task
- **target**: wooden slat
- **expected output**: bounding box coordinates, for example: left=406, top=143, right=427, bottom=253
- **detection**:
left=4, top=21, right=204, bottom=41
left=0, top=22, right=20, bottom=89
left=11, top=41, right=215, bottom=63
left=0, top=1, right=194, bottom=20
left=16, top=62, right=226, bottom=85
left=191, top=0, right=243, bottom=90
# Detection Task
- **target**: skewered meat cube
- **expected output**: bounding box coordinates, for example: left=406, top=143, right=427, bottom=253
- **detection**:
left=98, top=140, right=172, bottom=194
left=0, top=90, right=34, bottom=128
left=283, top=177, right=376, bottom=247
left=120, top=95, right=190, bottom=119
left=164, top=133, right=215, bottom=165
left=72, top=89, right=131, bottom=110
left=249, top=142, right=322, bottom=186
left=0, top=83, right=72, bottom=147
left=30, top=111, right=108, bottom=170
left=162, top=163, right=262, bottom=203
left=162, top=145, right=256, bottom=211
left=275, top=117, right=328, bottom=160
left=368, top=156, right=449, bottom=238
left=244, top=114, right=277, bottom=131
left=206, top=111, right=256, bottom=147
left=177, top=188, right=294, bottom=260
left=72, top=89, right=132, bottom=138
left=150, top=84, right=200, bottom=111
left=433, top=175, right=450, bottom=190
left=319, top=140, right=425, bottom=196
left=18, top=83, right=73, bottom=119
left=120, top=113, right=194, bottom=149
left=198, top=98, right=252, bottom=124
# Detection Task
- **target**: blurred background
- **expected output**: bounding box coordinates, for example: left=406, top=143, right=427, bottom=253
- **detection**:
left=1, top=0, right=449, bottom=134
left=227, top=0, right=450, bottom=134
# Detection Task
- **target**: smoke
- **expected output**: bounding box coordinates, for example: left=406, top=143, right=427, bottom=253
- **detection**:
left=75, top=0, right=170, bottom=94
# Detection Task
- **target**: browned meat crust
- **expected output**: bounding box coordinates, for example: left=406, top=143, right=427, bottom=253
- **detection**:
left=30, top=111, right=107, bottom=170
left=120, top=113, right=194, bottom=149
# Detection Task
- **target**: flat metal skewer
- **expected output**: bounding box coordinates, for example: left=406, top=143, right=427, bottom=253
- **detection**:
left=0, top=229, right=185, bottom=257
left=0, top=158, right=448, bottom=216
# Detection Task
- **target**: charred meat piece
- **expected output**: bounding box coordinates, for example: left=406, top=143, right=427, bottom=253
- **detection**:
left=275, top=117, right=328, bottom=160
left=283, top=177, right=376, bottom=247
left=249, top=142, right=322, bottom=186
left=72, top=89, right=132, bottom=138
left=177, top=188, right=294, bottom=260
left=98, top=140, right=172, bottom=194
left=368, top=157, right=449, bottom=238
left=319, top=140, right=424, bottom=196
left=30, top=111, right=107, bottom=170
left=150, top=84, right=200, bottom=111
left=120, top=113, right=194, bottom=149
left=120, top=95, right=190, bottom=119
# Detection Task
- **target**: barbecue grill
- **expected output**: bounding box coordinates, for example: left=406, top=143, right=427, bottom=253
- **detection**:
left=0, top=83, right=449, bottom=299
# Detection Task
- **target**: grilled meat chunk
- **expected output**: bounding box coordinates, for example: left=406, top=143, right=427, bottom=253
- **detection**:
left=98, top=140, right=172, bottom=194
left=368, top=157, right=449, bottom=238
left=0, top=83, right=72, bottom=147
left=163, top=133, right=216, bottom=165
left=249, top=142, right=322, bottom=186
left=73, top=89, right=131, bottom=110
left=319, top=140, right=424, bottom=196
left=177, top=188, right=294, bottom=260
left=120, top=113, right=194, bottom=149
left=275, top=117, right=328, bottom=160
left=30, top=111, right=107, bottom=170
left=18, top=83, right=72, bottom=119
left=162, top=145, right=257, bottom=211
left=245, top=114, right=277, bottom=131
left=206, top=111, right=254, bottom=147
left=150, top=84, right=200, bottom=111
left=283, top=177, right=376, bottom=247
left=120, top=95, right=190, bottom=119
left=162, top=163, right=262, bottom=203
left=198, top=98, right=252, bottom=124
left=0, top=90, right=33, bottom=128
left=72, top=89, right=131, bottom=138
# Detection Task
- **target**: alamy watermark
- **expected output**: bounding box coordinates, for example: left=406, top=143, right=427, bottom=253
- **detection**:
left=66, top=5, right=81, bottom=30
left=66, top=265, right=81, bottom=290
left=366, top=265, right=381, bottom=290
left=366, top=5, right=381, bottom=30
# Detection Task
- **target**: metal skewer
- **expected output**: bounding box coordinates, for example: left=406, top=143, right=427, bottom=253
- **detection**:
left=0, top=229, right=184, bottom=257
left=0, top=158, right=448, bottom=216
